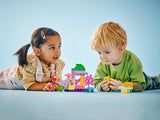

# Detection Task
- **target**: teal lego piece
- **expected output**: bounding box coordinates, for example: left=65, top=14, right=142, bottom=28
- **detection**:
left=86, top=87, right=95, bottom=92
left=72, top=64, right=86, bottom=71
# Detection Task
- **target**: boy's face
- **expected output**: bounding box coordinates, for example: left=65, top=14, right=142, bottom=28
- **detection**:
left=97, top=46, right=125, bottom=66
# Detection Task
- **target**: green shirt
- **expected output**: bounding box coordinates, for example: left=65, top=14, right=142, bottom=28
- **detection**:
left=94, top=50, right=146, bottom=92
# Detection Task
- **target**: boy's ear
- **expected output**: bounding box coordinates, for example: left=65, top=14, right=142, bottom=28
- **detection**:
left=33, top=47, right=41, bottom=56
left=120, top=45, right=126, bottom=53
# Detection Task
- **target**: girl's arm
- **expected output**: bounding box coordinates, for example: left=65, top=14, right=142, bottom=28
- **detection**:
left=28, top=83, right=46, bottom=91
left=28, top=82, right=58, bottom=91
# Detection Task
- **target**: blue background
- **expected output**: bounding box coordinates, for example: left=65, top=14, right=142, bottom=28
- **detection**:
left=0, top=0, right=160, bottom=77
left=0, top=1, right=160, bottom=120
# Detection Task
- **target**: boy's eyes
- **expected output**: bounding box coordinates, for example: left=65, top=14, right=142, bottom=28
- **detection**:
left=98, top=51, right=101, bottom=54
left=105, top=51, right=110, bottom=54
left=97, top=51, right=110, bottom=54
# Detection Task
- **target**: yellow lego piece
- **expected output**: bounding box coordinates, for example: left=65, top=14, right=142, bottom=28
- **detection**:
left=119, top=86, right=133, bottom=94
left=104, top=76, right=110, bottom=82
left=66, top=85, right=75, bottom=90
left=121, top=89, right=130, bottom=93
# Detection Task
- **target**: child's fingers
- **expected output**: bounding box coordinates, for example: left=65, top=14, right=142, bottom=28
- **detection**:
left=110, top=85, right=120, bottom=91
left=109, top=78, right=117, bottom=82
left=51, top=85, right=56, bottom=91
left=43, top=82, right=53, bottom=91
left=101, top=82, right=107, bottom=88
left=110, top=85, right=115, bottom=90
left=103, top=86, right=110, bottom=91
left=109, top=81, right=115, bottom=86
left=101, top=82, right=110, bottom=91
left=43, top=86, right=50, bottom=91
left=101, top=81, right=107, bottom=84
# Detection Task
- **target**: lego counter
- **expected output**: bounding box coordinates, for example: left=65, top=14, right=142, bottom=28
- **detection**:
left=0, top=89, right=160, bottom=120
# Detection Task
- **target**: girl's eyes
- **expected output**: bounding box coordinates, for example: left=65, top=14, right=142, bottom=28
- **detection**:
left=58, top=45, right=61, bottom=49
left=50, top=47, right=55, bottom=50
left=49, top=45, right=61, bottom=50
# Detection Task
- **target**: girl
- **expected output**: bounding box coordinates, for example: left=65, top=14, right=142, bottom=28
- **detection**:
left=0, top=28, right=65, bottom=91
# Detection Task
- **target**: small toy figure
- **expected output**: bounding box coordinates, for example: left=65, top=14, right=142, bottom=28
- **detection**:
left=64, top=73, right=75, bottom=91
left=49, top=75, right=59, bottom=91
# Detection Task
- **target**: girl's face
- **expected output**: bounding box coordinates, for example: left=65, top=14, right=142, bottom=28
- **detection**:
left=36, top=35, right=61, bottom=65
left=97, top=46, right=125, bottom=66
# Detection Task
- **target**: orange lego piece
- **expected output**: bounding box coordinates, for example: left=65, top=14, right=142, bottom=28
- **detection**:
left=124, top=82, right=133, bottom=87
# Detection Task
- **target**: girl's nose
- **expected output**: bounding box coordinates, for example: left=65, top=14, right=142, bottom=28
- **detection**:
left=55, top=48, right=60, bottom=55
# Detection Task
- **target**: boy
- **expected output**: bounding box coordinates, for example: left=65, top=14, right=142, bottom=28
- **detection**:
left=90, top=21, right=160, bottom=92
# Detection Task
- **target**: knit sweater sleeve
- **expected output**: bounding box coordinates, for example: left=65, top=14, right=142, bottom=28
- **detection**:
left=133, top=82, right=145, bottom=92
left=94, top=61, right=108, bottom=91
left=17, top=54, right=37, bottom=90
left=127, top=52, right=146, bottom=90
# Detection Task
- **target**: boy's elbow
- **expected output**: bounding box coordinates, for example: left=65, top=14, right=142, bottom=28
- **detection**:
left=133, top=82, right=145, bottom=92
left=132, top=88, right=144, bottom=92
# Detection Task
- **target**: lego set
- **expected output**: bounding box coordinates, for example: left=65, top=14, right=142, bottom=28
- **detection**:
left=51, top=64, right=95, bottom=93
left=49, top=64, right=133, bottom=93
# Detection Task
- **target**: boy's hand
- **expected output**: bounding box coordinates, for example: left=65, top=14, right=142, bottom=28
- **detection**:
left=43, top=82, right=56, bottom=91
left=109, top=78, right=123, bottom=91
left=100, top=81, right=111, bottom=92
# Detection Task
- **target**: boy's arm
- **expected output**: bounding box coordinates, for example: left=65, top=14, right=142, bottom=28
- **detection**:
left=133, top=82, right=145, bottom=92
left=128, top=56, right=146, bottom=91
left=94, top=62, right=108, bottom=91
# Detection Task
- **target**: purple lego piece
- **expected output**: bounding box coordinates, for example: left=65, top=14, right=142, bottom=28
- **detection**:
left=64, top=89, right=87, bottom=92
left=59, top=79, right=68, bottom=88
left=72, top=71, right=88, bottom=75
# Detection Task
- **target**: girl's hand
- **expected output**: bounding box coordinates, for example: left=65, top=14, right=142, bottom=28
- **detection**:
left=43, top=82, right=56, bottom=91
left=109, top=78, right=123, bottom=91
left=100, top=81, right=111, bottom=92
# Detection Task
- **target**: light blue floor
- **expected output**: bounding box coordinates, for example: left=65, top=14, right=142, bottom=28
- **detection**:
left=0, top=89, right=160, bottom=120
